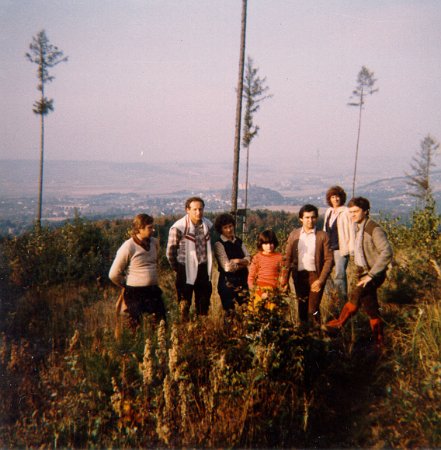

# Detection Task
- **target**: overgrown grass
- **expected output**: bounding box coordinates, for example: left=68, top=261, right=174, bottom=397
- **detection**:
left=0, top=209, right=440, bottom=448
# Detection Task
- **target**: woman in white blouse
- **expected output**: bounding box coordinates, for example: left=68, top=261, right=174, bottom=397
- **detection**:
left=323, top=186, right=354, bottom=304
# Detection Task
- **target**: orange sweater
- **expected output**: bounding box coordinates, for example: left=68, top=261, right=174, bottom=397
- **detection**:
left=247, top=252, right=284, bottom=289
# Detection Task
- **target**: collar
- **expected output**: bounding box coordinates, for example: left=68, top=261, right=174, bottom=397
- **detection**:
left=355, top=218, right=368, bottom=231
left=301, top=227, right=316, bottom=236
left=220, top=234, right=237, bottom=243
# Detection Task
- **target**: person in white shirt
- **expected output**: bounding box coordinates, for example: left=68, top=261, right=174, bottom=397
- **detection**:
left=109, top=213, right=166, bottom=330
left=284, top=204, right=334, bottom=326
left=166, top=197, right=213, bottom=322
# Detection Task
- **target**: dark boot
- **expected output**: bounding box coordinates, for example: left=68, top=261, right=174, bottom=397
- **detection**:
left=369, top=318, right=384, bottom=347
left=322, top=302, right=358, bottom=334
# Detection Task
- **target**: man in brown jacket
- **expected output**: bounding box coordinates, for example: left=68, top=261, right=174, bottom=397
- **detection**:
left=284, top=204, right=334, bottom=326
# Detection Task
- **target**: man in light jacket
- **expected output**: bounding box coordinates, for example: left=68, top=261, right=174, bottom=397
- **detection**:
left=323, top=197, right=393, bottom=347
left=166, top=197, right=213, bottom=321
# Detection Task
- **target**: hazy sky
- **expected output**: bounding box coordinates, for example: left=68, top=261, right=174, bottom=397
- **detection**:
left=1, top=0, right=441, bottom=178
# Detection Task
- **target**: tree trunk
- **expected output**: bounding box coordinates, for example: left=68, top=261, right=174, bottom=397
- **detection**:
left=37, top=113, right=44, bottom=229
left=231, top=0, right=247, bottom=220
left=352, top=89, right=364, bottom=197
left=243, top=143, right=250, bottom=236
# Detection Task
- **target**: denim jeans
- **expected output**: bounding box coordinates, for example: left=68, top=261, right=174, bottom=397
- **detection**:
left=331, top=250, right=349, bottom=301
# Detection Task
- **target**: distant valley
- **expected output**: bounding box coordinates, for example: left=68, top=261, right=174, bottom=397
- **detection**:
left=1, top=159, right=440, bottom=235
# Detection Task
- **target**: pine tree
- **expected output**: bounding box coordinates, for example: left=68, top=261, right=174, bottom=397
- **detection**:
left=26, top=30, right=68, bottom=228
left=241, top=57, right=271, bottom=233
left=406, top=134, right=439, bottom=206
left=348, top=66, right=378, bottom=196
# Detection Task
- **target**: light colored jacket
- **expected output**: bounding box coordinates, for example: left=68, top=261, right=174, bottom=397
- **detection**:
left=323, top=206, right=355, bottom=256
left=358, top=218, right=393, bottom=278
left=166, top=215, right=213, bottom=284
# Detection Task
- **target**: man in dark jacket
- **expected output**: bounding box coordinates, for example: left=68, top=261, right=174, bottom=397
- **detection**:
left=284, top=204, right=334, bottom=326
left=323, top=197, right=393, bottom=346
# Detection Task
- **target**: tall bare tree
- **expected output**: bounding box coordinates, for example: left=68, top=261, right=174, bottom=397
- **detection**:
left=348, top=66, right=378, bottom=196
left=26, top=30, right=68, bottom=228
left=241, top=56, right=271, bottom=233
left=406, top=134, right=439, bottom=206
left=231, top=0, right=247, bottom=221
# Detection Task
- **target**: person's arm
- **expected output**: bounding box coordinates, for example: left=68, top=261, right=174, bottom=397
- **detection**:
left=323, top=209, right=330, bottom=232
left=214, top=241, right=235, bottom=271
left=166, top=227, right=181, bottom=271
left=233, top=242, right=251, bottom=269
left=367, top=227, right=393, bottom=278
left=311, top=233, right=334, bottom=292
left=154, top=238, right=160, bottom=263
left=214, top=241, right=250, bottom=272
left=278, top=254, right=289, bottom=290
left=109, top=242, right=131, bottom=288
left=247, top=254, right=258, bottom=289
left=282, top=232, right=295, bottom=285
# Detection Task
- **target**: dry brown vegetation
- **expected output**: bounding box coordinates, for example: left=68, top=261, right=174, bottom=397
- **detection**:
left=0, top=208, right=439, bottom=448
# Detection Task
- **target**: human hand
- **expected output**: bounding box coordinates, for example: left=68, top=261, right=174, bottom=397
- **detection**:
left=310, top=280, right=322, bottom=293
left=356, top=274, right=372, bottom=288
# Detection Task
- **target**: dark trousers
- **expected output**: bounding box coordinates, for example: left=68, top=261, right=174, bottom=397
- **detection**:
left=350, top=267, right=386, bottom=319
left=176, top=263, right=212, bottom=317
left=217, top=272, right=248, bottom=311
left=124, top=285, right=166, bottom=329
left=293, top=270, right=325, bottom=324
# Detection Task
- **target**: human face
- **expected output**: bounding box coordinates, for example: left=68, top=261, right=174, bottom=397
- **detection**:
left=300, top=211, right=317, bottom=232
left=186, top=201, right=204, bottom=225
left=221, top=223, right=235, bottom=240
left=138, top=223, right=155, bottom=239
left=261, top=242, right=275, bottom=255
left=348, top=206, right=368, bottom=224
left=330, top=195, right=341, bottom=208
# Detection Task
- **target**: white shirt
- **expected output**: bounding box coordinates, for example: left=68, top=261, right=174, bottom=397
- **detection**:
left=298, top=228, right=316, bottom=271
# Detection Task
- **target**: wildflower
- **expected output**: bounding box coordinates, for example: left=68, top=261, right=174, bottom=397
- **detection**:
left=140, top=337, right=154, bottom=386
left=68, top=329, right=80, bottom=353
left=156, top=319, right=167, bottom=374
left=110, top=377, right=122, bottom=417
left=7, top=342, right=19, bottom=371
left=168, top=325, right=179, bottom=380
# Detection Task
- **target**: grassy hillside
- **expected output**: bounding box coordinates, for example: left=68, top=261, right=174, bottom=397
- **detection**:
left=0, top=209, right=439, bottom=448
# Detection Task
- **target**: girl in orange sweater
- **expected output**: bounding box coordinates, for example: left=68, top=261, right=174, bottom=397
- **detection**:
left=248, top=230, right=286, bottom=310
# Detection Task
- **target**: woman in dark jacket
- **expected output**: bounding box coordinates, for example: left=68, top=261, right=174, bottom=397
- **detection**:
left=213, top=213, right=250, bottom=311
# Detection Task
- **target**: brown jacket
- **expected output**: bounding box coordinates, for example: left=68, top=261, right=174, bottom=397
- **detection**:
left=284, top=228, right=334, bottom=285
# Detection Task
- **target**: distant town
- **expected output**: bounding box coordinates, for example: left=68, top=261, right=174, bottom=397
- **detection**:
left=1, top=160, right=439, bottom=236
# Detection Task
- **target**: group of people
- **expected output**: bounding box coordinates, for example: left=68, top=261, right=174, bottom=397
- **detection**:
left=109, top=187, right=393, bottom=346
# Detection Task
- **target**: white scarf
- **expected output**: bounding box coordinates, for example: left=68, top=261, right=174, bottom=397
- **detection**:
left=173, top=215, right=213, bottom=285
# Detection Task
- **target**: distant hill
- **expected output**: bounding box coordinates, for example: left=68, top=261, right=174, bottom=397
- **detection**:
left=1, top=160, right=440, bottom=232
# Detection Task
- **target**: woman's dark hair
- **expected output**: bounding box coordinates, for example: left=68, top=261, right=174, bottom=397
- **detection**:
left=326, top=185, right=347, bottom=206
left=257, top=229, right=279, bottom=251
left=214, top=213, right=236, bottom=235
left=131, top=213, right=154, bottom=234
